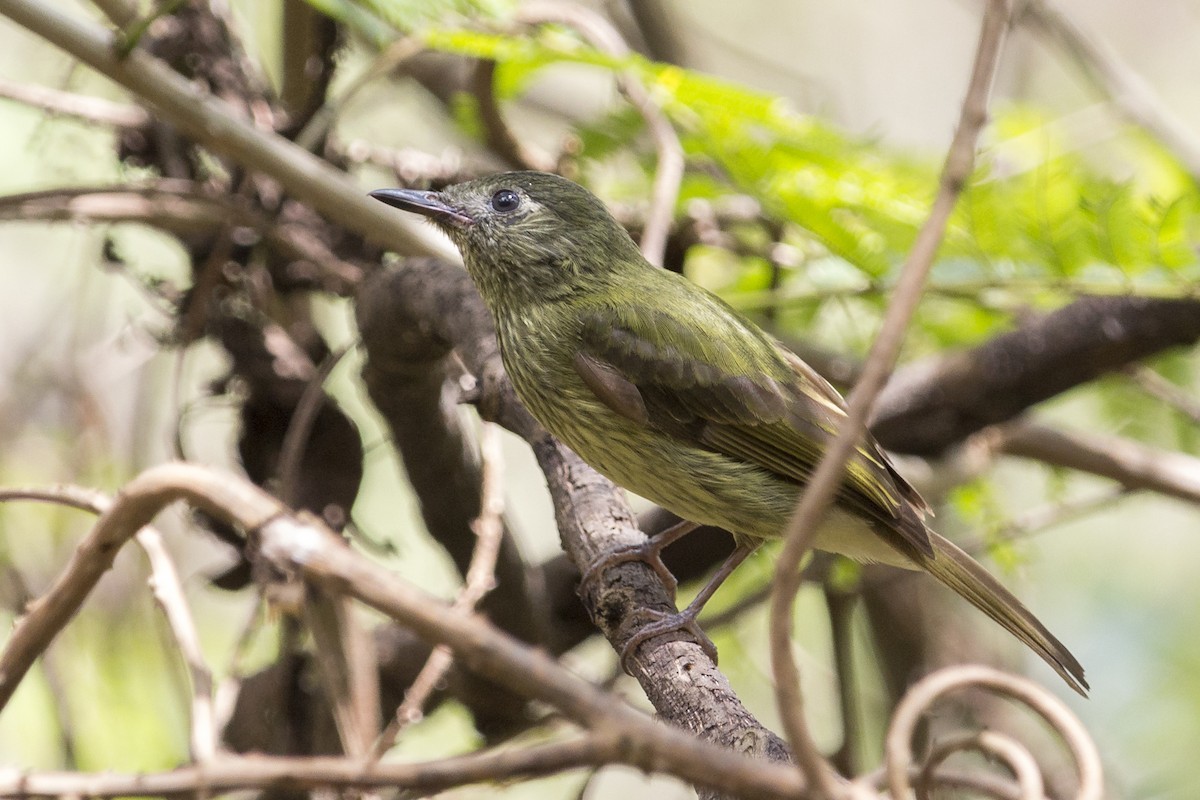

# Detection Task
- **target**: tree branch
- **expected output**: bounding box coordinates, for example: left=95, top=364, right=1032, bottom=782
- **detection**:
left=872, top=295, right=1200, bottom=456
left=0, top=0, right=450, bottom=259
left=998, top=421, right=1200, bottom=505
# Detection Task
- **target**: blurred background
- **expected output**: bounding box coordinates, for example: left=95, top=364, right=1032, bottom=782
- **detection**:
left=0, top=1, right=1199, bottom=798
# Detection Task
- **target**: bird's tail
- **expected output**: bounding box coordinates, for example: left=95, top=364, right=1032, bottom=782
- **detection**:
left=915, top=530, right=1088, bottom=696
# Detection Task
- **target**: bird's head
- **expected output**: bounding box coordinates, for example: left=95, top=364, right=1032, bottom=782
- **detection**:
left=371, top=171, right=643, bottom=307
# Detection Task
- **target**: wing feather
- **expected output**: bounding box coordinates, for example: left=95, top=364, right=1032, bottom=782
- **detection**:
left=573, top=302, right=933, bottom=557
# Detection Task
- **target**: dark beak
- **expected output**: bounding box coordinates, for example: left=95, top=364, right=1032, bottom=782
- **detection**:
left=369, top=188, right=473, bottom=228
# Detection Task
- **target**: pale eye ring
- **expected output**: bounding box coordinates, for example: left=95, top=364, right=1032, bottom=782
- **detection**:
left=490, top=189, right=521, bottom=213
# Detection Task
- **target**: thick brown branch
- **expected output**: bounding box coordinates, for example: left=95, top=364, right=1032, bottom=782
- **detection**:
left=872, top=295, right=1200, bottom=456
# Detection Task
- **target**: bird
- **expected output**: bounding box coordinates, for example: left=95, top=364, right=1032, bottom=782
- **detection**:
left=370, top=171, right=1087, bottom=695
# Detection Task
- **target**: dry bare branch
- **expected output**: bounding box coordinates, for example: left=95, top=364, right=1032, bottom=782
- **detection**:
left=1019, top=0, right=1200, bottom=181
left=918, top=731, right=1044, bottom=800
left=0, top=183, right=364, bottom=292
left=0, top=75, right=150, bottom=127
left=0, top=740, right=608, bottom=797
left=998, top=421, right=1200, bottom=506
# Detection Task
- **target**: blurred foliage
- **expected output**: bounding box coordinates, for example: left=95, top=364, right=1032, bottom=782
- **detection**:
left=415, top=27, right=1200, bottom=308
left=291, top=5, right=1200, bottom=356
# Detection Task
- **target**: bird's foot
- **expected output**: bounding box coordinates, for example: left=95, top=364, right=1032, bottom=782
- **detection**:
left=577, top=520, right=699, bottom=600
left=619, top=607, right=718, bottom=673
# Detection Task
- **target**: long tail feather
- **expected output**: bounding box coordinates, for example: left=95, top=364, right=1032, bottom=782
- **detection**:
left=916, top=531, right=1088, bottom=696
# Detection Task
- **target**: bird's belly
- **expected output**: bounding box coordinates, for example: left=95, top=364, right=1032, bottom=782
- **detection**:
left=520, top=384, right=914, bottom=568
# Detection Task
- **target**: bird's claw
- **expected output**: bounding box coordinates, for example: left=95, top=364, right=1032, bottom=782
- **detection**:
left=578, top=539, right=679, bottom=600
left=619, top=609, right=718, bottom=674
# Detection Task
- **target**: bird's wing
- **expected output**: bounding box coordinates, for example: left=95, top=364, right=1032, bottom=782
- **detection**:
left=574, top=295, right=932, bottom=558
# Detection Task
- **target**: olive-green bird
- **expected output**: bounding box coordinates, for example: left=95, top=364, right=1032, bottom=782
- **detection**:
left=370, top=171, right=1087, bottom=695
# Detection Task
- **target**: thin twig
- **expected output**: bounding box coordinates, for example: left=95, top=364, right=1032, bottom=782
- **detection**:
left=516, top=2, right=684, bottom=267
left=959, top=485, right=1131, bottom=554
left=293, top=36, right=425, bottom=154
left=278, top=345, right=352, bottom=508
left=0, top=183, right=364, bottom=293
left=766, top=2, right=1013, bottom=796
left=470, top=59, right=556, bottom=172
left=880, top=664, right=1102, bottom=800
left=368, top=423, right=507, bottom=761
left=1123, top=364, right=1200, bottom=425
left=213, top=596, right=266, bottom=734
left=0, top=76, right=149, bottom=127
left=0, top=739, right=610, bottom=797
left=0, top=485, right=218, bottom=761
left=826, top=588, right=860, bottom=778
left=1020, top=0, right=1200, bottom=182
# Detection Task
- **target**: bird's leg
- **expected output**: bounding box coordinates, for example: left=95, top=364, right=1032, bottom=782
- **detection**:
left=578, top=518, right=700, bottom=600
left=620, top=543, right=755, bottom=672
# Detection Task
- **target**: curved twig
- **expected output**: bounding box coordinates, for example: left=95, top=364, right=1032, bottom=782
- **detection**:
left=0, top=485, right=218, bottom=761
left=917, top=731, right=1044, bottom=800
left=470, top=58, right=556, bottom=172
left=278, top=345, right=352, bottom=507
left=883, top=665, right=1102, bottom=800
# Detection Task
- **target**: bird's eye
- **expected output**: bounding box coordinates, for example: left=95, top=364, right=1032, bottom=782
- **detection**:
left=490, top=189, right=521, bottom=213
